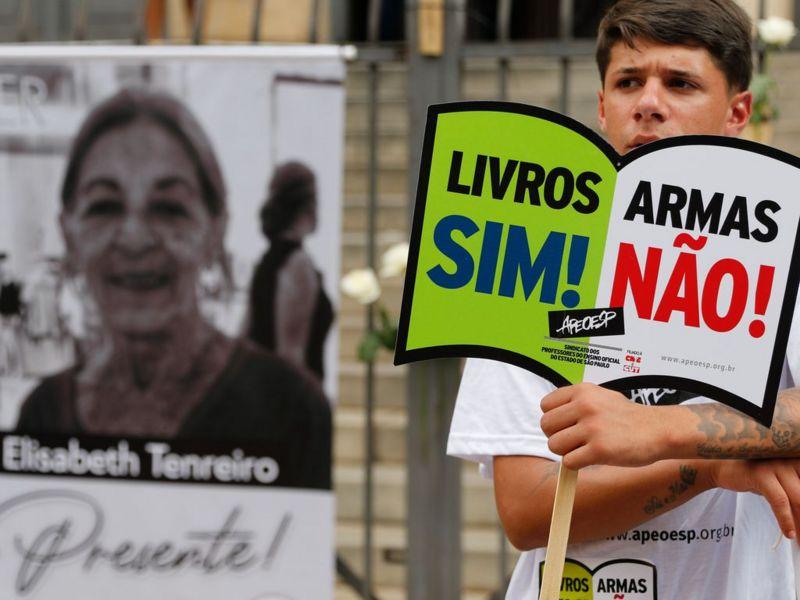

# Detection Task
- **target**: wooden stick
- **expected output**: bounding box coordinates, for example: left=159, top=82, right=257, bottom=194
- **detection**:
left=538, top=462, right=579, bottom=600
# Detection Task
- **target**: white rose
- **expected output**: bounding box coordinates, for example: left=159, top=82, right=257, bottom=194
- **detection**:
left=379, top=242, right=410, bottom=278
left=341, top=268, right=381, bottom=304
left=758, top=16, right=797, bottom=46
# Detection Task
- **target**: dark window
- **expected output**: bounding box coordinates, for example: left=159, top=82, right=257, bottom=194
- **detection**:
left=348, top=0, right=405, bottom=41
left=466, top=0, right=614, bottom=41
left=349, top=0, right=613, bottom=42
left=573, top=0, right=615, bottom=38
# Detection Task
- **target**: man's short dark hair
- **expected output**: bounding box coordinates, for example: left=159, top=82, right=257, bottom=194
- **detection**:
left=596, top=0, right=753, bottom=92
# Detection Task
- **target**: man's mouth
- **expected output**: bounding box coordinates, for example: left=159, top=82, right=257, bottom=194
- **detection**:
left=628, top=135, right=660, bottom=149
left=106, top=272, right=171, bottom=291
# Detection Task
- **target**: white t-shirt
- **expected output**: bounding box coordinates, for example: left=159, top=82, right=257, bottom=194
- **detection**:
left=447, top=358, right=796, bottom=600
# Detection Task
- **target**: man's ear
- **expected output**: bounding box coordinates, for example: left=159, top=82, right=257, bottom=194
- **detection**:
left=725, top=89, right=752, bottom=137
left=597, top=89, right=608, bottom=133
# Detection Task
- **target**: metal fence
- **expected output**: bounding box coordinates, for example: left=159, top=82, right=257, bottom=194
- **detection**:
left=3, top=1, right=800, bottom=598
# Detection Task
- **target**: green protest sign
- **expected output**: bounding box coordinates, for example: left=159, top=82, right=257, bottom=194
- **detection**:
left=395, top=102, right=800, bottom=426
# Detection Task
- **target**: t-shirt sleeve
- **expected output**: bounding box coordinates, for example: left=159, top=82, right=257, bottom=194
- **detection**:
left=446, top=358, right=559, bottom=478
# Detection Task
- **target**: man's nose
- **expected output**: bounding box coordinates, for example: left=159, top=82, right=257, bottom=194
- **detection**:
left=634, top=78, right=667, bottom=122
left=114, top=213, right=159, bottom=255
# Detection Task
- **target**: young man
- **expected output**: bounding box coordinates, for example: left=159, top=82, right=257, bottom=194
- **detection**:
left=448, top=1, right=800, bottom=598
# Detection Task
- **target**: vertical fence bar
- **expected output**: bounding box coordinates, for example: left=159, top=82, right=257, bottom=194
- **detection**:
left=330, top=0, right=349, bottom=42
left=191, top=0, right=205, bottom=44
left=363, top=59, right=379, bottom=600
left=16, top=0, right=31, bottom=41
left=161, top=0, right=171, bottom=40
left=494, top=4, right=512, bottom=593
left=558, top=0, right=574, bottom=115
left=406, top=1, right=464, bottom=598
left=758, top=0, right=766, bottom=72
left=363, top=5, right=382, bottom=597
left=250, top=0, right=263, bottom=42
left=496, top=0, right=512, bottom=101
left=367, top=0, right=381, bottom=44
left=133, top=0, right=148, bottom=44
left=309, top=0, right=320, bottom=42
left=73, top=0, right=88, bottom=41
left=363, top=64, right=380, bottom=600
left=42, top=0, right=68, bottom=41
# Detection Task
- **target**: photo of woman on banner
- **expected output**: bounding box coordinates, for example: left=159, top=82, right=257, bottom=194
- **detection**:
left=247, top=161, right=334, bottom=383
left=14, top=88, right=331, bottom=489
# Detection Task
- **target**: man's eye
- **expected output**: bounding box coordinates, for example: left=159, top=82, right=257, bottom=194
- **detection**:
left=669, top=79, right=695, bottom=89
left=617, top=78, right=640, bottom=89
left=150, top=199, right=191, bottom=219
left=83, top=198, right=123, bottom=218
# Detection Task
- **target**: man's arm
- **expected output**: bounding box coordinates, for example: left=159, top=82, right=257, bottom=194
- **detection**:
left=686, top=389, right=800, bottom=458
left=539, top=384, right=800, bottom=468
left=495, top=456, right=711, bottom=550
left=495, top=453, right=800, bottom=549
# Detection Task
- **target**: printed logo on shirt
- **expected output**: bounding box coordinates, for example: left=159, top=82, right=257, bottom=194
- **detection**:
left=623, top=388, right=698, bottom=406
left=538, top=558, right=657, bottom=599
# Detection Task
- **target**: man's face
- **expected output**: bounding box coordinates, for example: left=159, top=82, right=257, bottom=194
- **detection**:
left=598, top=38, right=752, bottom=155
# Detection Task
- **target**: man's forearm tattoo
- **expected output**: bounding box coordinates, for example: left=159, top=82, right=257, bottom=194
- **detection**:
left=643, top=464, right=698, bottom=515
left=689, top=388, right=800, bottom=458
left=531, top=462, right=560, bottom=495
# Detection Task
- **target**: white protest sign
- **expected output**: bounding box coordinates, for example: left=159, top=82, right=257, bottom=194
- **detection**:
left=588, top=141, right=800, bottom=421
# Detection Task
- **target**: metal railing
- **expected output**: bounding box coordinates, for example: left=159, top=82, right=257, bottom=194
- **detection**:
left=2, top=1, right=798, bottom=598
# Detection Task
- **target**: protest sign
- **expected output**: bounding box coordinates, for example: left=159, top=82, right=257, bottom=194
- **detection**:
left=394, top=101, right=800, bottom=426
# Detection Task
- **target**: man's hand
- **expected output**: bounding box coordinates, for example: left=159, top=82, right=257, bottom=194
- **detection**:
left=542, top=384, right=800, bottom=467
left=539, top=383, right=800, bottom=539
left=540, top=383, right=690, bottom=469
left=711, top=458, right=800, bottom=539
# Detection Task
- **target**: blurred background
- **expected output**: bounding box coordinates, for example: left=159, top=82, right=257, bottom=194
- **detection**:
left=0, top=1, right=797, bottom=599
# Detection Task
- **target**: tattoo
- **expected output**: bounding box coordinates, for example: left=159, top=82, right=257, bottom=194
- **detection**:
left=529, top=462, right=560, bottom=496
left=772, top=429, right=793, bottom=450
left=527, top=462, right=598, bottom=499
left=689, top=389, right=800, bottom=459
left=644, top=465, right=698, bottom=515
left=696, top=443, right=769, bottom=459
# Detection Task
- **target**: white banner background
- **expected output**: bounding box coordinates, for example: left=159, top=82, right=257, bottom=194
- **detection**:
left=0, top=474, right=334, bottom=600
left=0, top=46, right=345, bottom=599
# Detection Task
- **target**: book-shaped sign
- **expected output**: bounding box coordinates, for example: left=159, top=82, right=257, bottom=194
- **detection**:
left=394, top=102, right=800, bottom=426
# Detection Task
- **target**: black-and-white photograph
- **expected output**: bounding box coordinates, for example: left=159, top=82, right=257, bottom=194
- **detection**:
left=0, top=47, right=344, bottom=599
left=0, top=50, right=343, bottom=433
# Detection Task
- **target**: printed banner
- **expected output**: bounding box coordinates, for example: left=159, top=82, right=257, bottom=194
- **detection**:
left=395, top=102, right=800, bottom=425
left=0, top=435, right=334, bottom=600
left=0, top=46, right=345, bottom=599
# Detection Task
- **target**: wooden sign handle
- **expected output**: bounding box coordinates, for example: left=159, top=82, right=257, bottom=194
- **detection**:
left=538, top=462, right=579, bottom=600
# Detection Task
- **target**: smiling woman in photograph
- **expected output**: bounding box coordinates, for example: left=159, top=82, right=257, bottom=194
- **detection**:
left=15, top=88, right=330, bottom=489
